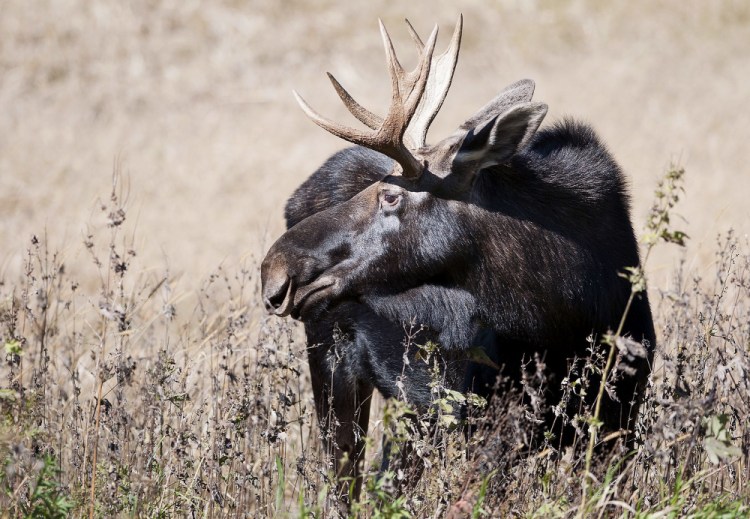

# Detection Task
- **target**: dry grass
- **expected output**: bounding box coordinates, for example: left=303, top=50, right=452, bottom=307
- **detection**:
left=1, top=0, right=749, bottom=279
left=0, top=166, right=748, bottom=517
left=1, top=1, right=749, bottom=517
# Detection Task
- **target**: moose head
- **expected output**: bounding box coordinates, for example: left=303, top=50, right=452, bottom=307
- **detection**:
left=262, top=16, right=548, bottom=330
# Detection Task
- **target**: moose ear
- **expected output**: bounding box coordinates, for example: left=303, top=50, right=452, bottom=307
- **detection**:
left=459, top=79, right=536, bottom=131
left=454, top=102, right=547, bottom=170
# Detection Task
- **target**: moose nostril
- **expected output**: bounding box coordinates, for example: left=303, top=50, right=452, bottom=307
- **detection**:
left=264, top=276, right=291, bottom=311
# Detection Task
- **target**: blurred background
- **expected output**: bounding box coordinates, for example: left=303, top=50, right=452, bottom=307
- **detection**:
left=1, top=0, right=748, bottom=289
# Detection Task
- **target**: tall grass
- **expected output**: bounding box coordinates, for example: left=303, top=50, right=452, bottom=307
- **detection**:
left=1, top=164, right=748, bottom=518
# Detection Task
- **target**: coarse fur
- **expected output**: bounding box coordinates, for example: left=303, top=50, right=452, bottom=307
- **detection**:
left=283, top=146, right=504, bottom=500
left=266, top=118, right=656, bottom=500
left=262, top=78, right=656, bottom=503
left=285, top=120, right=654, bottom=377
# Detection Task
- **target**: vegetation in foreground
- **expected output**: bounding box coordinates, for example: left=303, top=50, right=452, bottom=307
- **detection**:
left=1, top=165, right=748, bottom=518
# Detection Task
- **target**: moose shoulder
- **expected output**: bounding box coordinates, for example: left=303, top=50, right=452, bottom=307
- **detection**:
left=261, top=15, right=655, bottom=502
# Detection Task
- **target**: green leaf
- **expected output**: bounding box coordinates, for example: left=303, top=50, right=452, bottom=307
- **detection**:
left=439, top=414, right=459, bottom=427
left=704, top=436, right=742, bottom=465
left=467, top=347, right=500, bottom=370
left=703, top=414, right=742, bottom=464
left=0, top=389, right=18, bottom=401
left=4, top=339, right=22, bottom=356
left=465, top=392, right=488, bottom=409
left=443, top=388, right=467, bottom=404
left=274, top=455, right=285, bottom=513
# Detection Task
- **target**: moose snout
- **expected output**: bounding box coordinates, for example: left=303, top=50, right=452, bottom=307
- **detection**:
left=260, top=253, right=296, bottom=316
left=262, top=274, right=291, bottom=313
left=262, top=236, right=338, bottom=318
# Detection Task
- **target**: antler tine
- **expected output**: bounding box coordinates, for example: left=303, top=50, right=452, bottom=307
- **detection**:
left=294, top=19, right=445, bottom=179
left=404, top=18, right=424, bottom=51
left=405, top=14, right=463, bottom=148
left=378, top=19, right=406, bottom=95
left=327, top=73, right=382, bottom=130
left=403, top=24, right=438, bottom=114
left=369, top=20, right=437, bottom=177
left=294, top=86, right=421, bottom=174
left=293, top=90, right=378, bottom=148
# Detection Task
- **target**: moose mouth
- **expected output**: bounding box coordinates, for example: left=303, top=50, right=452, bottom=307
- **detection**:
left=270, top=275, right=338, bottom=320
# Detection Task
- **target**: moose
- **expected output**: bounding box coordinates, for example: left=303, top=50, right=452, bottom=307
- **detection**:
left=261, top=15, right=655, bottom=500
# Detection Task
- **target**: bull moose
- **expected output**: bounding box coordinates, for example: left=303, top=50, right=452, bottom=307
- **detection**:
left=260, top=15, right=655, bottom=501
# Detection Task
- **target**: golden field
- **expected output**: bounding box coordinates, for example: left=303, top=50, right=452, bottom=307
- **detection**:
left=0, top=1, right=749, bottom=517
left=1, top=0, right=748, bottom=284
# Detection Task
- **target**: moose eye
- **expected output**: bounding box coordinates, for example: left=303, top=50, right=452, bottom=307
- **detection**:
left=381, top=192, right=401, bottom=208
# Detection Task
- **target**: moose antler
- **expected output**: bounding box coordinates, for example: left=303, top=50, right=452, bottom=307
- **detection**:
left=294, top=16, right=463, bottom=179
left=403, top=16, right=462, bottom=149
